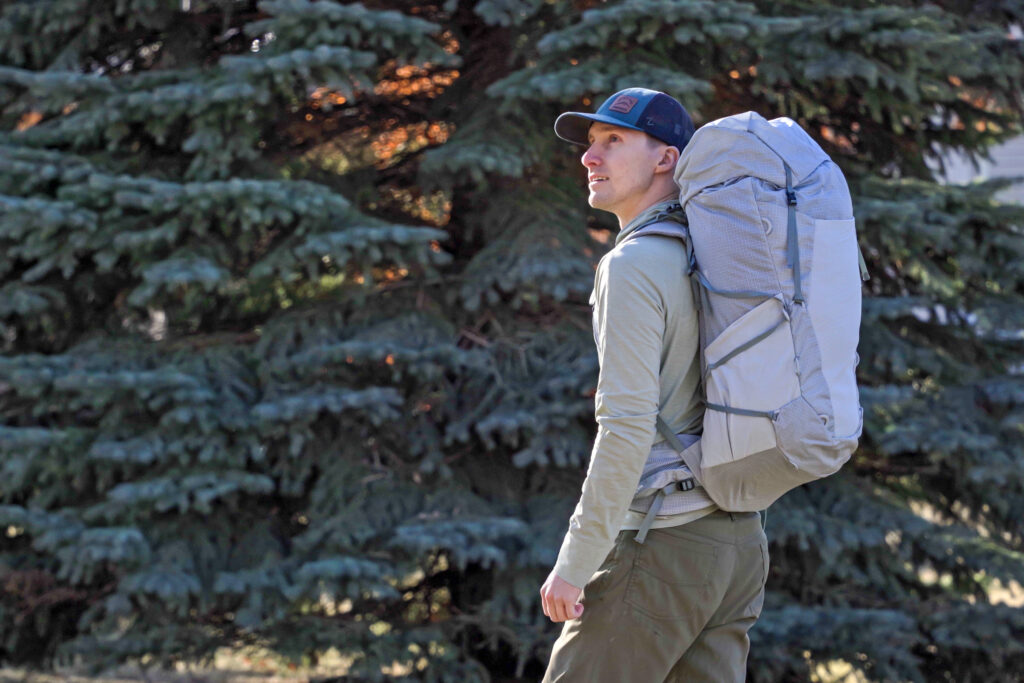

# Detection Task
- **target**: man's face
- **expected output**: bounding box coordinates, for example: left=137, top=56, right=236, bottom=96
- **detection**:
left=581, top=122, right=665, bottom=216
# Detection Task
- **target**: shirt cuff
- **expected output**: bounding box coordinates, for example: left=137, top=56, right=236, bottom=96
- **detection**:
left=551, top=530, right=610, bottom=590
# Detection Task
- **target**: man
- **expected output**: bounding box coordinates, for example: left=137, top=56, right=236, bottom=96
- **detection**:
left=540, top=88, right=769, bottom=682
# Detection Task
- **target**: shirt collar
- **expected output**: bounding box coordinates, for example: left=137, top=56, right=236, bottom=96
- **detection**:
left=615, top=198, right=682, bottom=245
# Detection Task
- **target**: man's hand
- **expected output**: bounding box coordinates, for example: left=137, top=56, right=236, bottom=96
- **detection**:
left=540, top=569, right=584, bottom=623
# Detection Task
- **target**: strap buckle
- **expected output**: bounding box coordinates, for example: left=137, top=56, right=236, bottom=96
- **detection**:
left=677, top=478, right=696, bottom=492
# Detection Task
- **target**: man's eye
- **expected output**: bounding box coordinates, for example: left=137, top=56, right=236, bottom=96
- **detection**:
left=609, top=135, right=620, bottom=142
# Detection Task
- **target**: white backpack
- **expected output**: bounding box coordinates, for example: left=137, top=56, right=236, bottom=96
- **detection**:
left=627, top=111, right=868, bottom=526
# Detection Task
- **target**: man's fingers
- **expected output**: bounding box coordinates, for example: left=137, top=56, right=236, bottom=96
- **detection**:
left=550, top=601, right=564, bottom=622
left=539, top=575, right=583, bottom=623
left=544, top=594, right=558, bottom=621
left=552, top=596, right=576, bottom=622
left=554, top=598, right=567, bottom=622
left=541, top=590, right=556, bottom=622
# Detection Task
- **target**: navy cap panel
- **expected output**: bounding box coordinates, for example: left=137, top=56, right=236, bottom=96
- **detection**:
left=636, top=93, right=695, bottom=149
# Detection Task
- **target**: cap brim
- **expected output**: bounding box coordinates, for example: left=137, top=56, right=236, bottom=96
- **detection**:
left=553, top=112, right=645, bottom=146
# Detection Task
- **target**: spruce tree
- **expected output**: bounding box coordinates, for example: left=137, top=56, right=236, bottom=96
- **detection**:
left=1, top=1, right=1023, bottom=681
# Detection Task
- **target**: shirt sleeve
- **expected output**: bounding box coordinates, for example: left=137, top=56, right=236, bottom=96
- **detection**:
left=553, top=245, right=664, bottom=589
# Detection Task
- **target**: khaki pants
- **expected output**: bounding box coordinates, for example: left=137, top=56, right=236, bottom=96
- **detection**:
left=543, top=510, right=768, bottom=683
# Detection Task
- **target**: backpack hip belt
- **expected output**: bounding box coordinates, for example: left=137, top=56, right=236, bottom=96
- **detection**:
left=629, top=425, right=712, bottom=543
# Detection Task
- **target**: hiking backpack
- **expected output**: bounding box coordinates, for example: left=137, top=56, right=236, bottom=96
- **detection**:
left=628, top=111, right=869, bottom=518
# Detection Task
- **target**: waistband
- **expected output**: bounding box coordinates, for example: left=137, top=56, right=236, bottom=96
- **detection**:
left=706, top=509, right=760, bottom=522
left=663, top=508, right=763, bottom=543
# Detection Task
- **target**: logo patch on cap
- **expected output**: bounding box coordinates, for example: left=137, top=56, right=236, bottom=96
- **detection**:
left=608, top=95, right=639, bottom=114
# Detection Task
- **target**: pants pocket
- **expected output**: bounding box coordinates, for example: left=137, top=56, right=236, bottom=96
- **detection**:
left=742, top=536, right=769, bottom=618
left=625, top=530, right=717, bottom=620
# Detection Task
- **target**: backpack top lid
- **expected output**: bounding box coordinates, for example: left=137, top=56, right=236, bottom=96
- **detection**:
left=674, top=111, right=830, bottom=207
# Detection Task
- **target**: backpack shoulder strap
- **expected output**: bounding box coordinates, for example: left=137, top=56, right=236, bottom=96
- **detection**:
left=623, top=207, right=697, bottom=278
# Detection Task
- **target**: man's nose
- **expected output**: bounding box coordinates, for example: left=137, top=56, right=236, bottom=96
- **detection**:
left=581, top=145, right=599, bottom=167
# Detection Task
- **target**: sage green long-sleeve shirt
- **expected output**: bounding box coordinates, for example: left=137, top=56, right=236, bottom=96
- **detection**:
left=553, top=200, right=715, bottom=590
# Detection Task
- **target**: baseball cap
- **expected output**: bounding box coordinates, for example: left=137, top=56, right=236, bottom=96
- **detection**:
left=554, top=87, right=695, bottom=151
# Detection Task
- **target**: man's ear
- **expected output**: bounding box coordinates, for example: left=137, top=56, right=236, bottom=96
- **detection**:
left=654, top=145, right=680, bottom=174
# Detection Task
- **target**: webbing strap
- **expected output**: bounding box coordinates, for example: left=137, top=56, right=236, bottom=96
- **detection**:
left=705, top=316, right=787, bottom=373
left=633, top=477, right=696, bottom=543
left=785, top=165, right=805, bottom=304
left=857, top=244, right=870, bottom=281
left=655, top=205, right=686, bottom=226
left=655, top=415, right=689, bottom=452
left=705, top=402, right=778, bottom=420
left=694, top=268, right=775, bottom=301
left=634, top=487, right=669, bottom=544
left=654, top=415, right=702, bottom=486
left=643, top=458, right=689, bottom=480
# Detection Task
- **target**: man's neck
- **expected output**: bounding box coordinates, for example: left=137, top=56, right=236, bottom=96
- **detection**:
left=617, top=189, right=678, bottom=229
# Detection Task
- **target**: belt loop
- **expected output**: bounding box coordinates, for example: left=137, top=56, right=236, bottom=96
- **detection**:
left=728, top=511, right=736, bottom=521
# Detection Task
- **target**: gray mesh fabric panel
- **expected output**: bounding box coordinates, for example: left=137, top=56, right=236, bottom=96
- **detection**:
left=688, top=178, right=780, bottom=294
left=630, top=435, right=715, bottom=515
